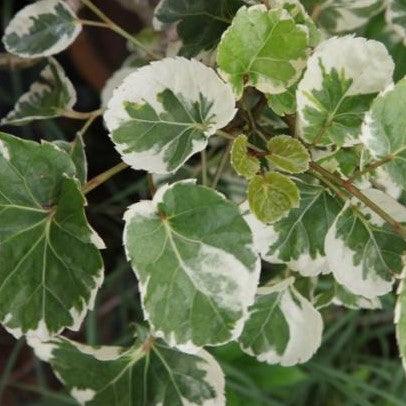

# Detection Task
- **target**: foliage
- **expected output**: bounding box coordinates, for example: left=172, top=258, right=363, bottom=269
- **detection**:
left=1, top=0, right=406, bottom=404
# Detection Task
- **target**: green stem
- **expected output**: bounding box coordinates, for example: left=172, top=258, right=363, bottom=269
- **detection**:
left=76, top=111, right=101, bottom=138
left=83, top=162, right=129, bottom=194
left=79, top=0, right=159, bottom=59
left=211, top=141, right=232, bottom=188
left=62, top=109, right=102, bottom=120
left=201, top=151, right=208, bottom=186
left=349, top=155, right=394, bottom=181
left=310, top=162, right=406, bottom=239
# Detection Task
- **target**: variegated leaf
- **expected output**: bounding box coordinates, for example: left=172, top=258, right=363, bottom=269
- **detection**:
left=297, top=36, right=394, bottom=146
left=104, top=57, right=236, bottom=174
left=0, top=132, right=104, bottom=339
left=2, top=0, right=82, bottom=58
left=239, top=277, right=323, bottom=366
left=124, top=180, right=260, bottom=351
left=1, top=58, right=76, bottom=125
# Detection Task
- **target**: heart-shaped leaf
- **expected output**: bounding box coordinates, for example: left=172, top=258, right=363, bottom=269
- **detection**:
left=0, top=132, right=104, bottom=339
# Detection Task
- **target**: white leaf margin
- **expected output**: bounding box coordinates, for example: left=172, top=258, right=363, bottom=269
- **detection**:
left=240, top=277, right=323, bottom=366
left=104, top=57, right=236, bottom=174
left=1, top=57, right=77, bottom=125
left=297, top=35, right=395, bottom=146
left=386, top=0, right=406, bottom=45
left=2, top=0, right=82, bottom=58
left=123, top=180, right=260, bottom=353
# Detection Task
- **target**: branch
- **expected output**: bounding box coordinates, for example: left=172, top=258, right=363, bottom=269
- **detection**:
left=79, top=0, right=159, bottom=60
left=310, top=161, right=406, bottom=239
left=349, top=155, right=394, bottom=181
left=83, top=162, right=129, bottom=194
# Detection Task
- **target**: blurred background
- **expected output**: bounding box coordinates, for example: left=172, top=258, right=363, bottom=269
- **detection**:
left=1, top=1, right=406, bottom=405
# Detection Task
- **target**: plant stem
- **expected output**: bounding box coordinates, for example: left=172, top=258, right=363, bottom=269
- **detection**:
left=349, top=155, right=393, bottom=181
left=76, top=111, right=101, bottom=138
left=309, top=161, right=406, bottom=239
left=62, top=109, right=102, bottom=120
left=147, top=173, right=156, bottom=197
left=83, top=162, right=129, bottom=194
left=201, top=151, right=208, bottom=186
left=79, top=0, right=159, bottom=59
left=78, top=19, right=109, bottom=28
left=211, top=141, right=232, bottom=188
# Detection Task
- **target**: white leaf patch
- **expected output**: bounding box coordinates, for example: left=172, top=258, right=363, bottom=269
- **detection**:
left=239, top=278, right=323, bottom=366
left=104, top=57, right=236, bottom=174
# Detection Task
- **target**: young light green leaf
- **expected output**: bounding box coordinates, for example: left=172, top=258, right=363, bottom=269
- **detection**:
left=230, top=134, right=260, bottom=179
left=386, top=0, right=406, bottom=44
left=297, top=36, right=394, bottom=146
left=239, top=277, right=323, bottom=366
left=325, top=190, right=406, bottom=298
left=1, top=58, right=76, bottom=126
left=30, top=334, right=225, bottom=405
left=0, top=132, right=104, bottom=339
left=217, top=5, right=309, bottom=98
left=104, top=57, right=236, bottom=174
left=243, top=180, right=343, bottom=276
left=266, top=135, right=310, bottom=173
left=2, top=0, right=82, bottom=58
left=269, top=0, right=321, bottom=47
left=154, top=0, right=243, bottom=57
left=361, top=77, right=406, bottom=191
left=317, top=0, right=384, bottom=33
left=267, top=84, right=297, bottom=117
left=53, top=135, right=88, bottom=185
left=124, top=180, right=260, bottom=350
left=248, top=172, right=300, bottom=223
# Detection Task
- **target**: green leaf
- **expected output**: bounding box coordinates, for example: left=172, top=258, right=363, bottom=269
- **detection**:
left=104, top=57, right=236, bottom=174
left=0, top=132, right=104, bottom=339
left=266, top=135, right=310, bottom=173
left=124, top=180, right=260, bottom=350
left=230, top=134, right=260, bottom=179
left=217, top=5, right=309, bottom=98
left=154, top=0, right=243, bottom=57
left=297, top=36, right=394, bottom=146
left=2, top=0, right=81, bottom=58
left=243, top=179, right=343, bottom=276
left=1, top=58, right=76, bottom=126
left=317, top=0, right=384, bottom=33
left=248, top=172, right=300, bottom=223
left=266, top=84, right=296, bottom=117
left=238, top=277, right=323, bottom=366
left=30, top=334, right=225, bottom=405
left=53, top=135, right=87, bottom=185
left=325, top=189, right=406, bottom=298
left=386, top=0, right=406, bottom=44
left=361, top=77, right=406, bottom=190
